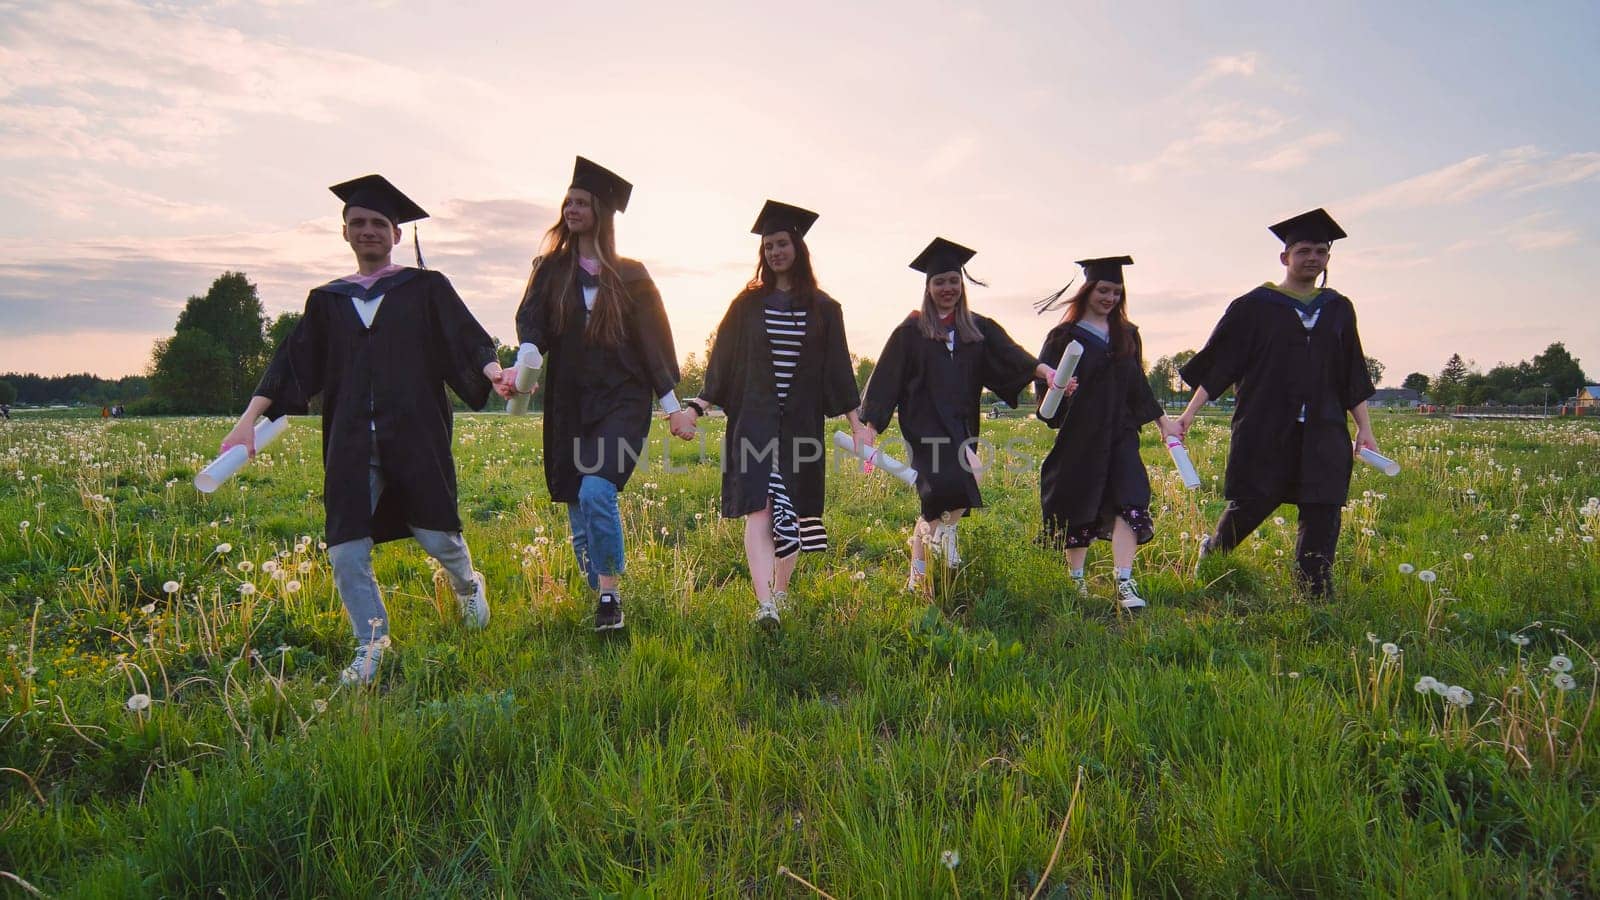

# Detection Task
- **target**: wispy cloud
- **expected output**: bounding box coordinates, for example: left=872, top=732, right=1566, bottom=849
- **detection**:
left=1249, top=130, right=1343, bottom=172
left=1116, top=104, right=1289, bottom=182
left=1343, top=146, right=1600, bottom=215
left=1183, top=52, right=1260, bottom=93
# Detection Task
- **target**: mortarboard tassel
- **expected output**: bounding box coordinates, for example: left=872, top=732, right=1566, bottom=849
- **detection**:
left=413, top=225, right=427, bottom=270
left=961, top=267, right=988, bottom=288
left=1032, top=277, right=1077, bottom=314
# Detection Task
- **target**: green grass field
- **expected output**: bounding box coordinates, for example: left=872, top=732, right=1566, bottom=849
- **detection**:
left=2, top=412, right=1597, bottom=897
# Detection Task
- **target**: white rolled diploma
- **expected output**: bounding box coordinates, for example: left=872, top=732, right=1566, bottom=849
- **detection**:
left=1166, top=435, right=1202, bottom=489
left=1356, top=445, right=1401, bottom=476
left=195, top=416, right=289, bottom=493
left=506, top=347, right=542, bottom=416
left=832, top=430, right=918, bottom=487
left=1038, top=340, right=1084, bottom=420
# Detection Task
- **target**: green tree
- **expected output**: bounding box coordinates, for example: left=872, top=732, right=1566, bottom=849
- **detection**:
left=677, top=351, right=707, bottom=402
left=1434, top=353, right=1469, bottom=406
left=0, top=379, right=15, bottom=405
left=1147, top=356, right=1178, bottom=403
left=1529, top=342, right=1587, bottom=402
left=267, top=311, right=302, bottom=353
left=148, top=329, right=234, bottom=413
left=1365, top=356, right=1386, bottom=387
left=854, top=355, right=876, bottom=393
left=1401, top=372, right=1430, bottom=395
left=149, top=272, right=270, bottom=412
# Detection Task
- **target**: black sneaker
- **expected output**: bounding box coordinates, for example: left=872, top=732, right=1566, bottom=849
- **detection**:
left=594, top=591, right=625, bottom=632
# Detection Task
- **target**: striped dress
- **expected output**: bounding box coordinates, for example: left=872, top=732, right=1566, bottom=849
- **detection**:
left=765, top=292, right=828, bottom=558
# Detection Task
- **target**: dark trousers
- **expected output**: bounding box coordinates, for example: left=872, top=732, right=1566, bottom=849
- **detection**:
left=1209, top=499, right=1342, bottom=598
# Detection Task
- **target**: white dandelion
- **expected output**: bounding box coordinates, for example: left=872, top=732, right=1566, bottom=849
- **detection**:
left=238, top=560, right=254, bottom=573
left=1414, top=676, right=1437, bottom=694
left=940, top=850, right=961, bottom=870
left=215, top=542, right=232, bottom=554
left=1418, top=570, right=1437, bottom=583
left=285, top=580, right=301, bottom=593
left=1509, top=634, right=1531, bottom=647
left=1553, top=673, right=1577, bottom=692
left=1549, top=655, right=1573, bottom=673
left=1381, top=643, right=1400, bottom=658
left=163, top=580, right=181, bottom=594
left=1398, top=563, right=1415, bottom=575
left=1445, top=686, right=1474, bottom=707
left=239, top=583, right=256, bottom=596
left=126, top=693, right=152, bottom=712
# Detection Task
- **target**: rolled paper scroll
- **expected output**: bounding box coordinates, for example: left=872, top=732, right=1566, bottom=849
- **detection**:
left=195, top=417, right=289, bottom=493
left=1356, top=445, right=1401, bottom=477
left=1038, top=340, right=1084, bottom=420
left=1165, top=435, right=1202, bottom=489
left=832, top=430, right=918, bottom=487
left=506, top=346, right=543, bottom=416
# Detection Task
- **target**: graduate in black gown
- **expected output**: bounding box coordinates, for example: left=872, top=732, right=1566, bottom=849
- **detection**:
left=223, top=175, right=511, bottom=685
left=1176, top=208, right=1378, bottom=598
left=1034, top=257, right=1179, bottom=611
left=683, top=201, right=868, bottom=626
left=507, top=157, right=695, bottom=632
left=859, top=238, right=1056, bottom=595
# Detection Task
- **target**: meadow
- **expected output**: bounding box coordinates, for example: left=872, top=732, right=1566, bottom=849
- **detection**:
left=1, top=411, right=1597, bottom=897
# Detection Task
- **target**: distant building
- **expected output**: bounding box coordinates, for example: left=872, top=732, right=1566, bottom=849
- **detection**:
left=1576, top=385, right=1600, bottom=411
left=1370, top=388, right=1422, bottom=409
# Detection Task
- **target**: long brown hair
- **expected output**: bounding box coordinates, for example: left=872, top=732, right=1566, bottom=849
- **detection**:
left=541, top=193, right=629, bottom=348
left=735, top=230, right=820, bottom=305
left=1059, top=280, right=1136, bottom=357
left=916, top=275, right=984, bottom=344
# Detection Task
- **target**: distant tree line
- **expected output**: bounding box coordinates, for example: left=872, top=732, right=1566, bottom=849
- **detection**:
left=1400, top=343, right=1588, bottom=407
left=0, top=372, right=149, bottom=407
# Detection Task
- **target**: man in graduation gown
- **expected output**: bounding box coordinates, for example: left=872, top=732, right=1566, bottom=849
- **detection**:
left=1176, top=208, right=1378, bottom=598
left=220, top=174, right=512, bottom=685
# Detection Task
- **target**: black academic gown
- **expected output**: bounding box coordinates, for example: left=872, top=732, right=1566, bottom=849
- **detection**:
left=254, top=267, right=496, bottom=546
left=1179, top=285, right=1375, bottom=505
left=701, top=290, right=860, bottom=519
left=1035, top=322, right=1164, bottom=538
left=514, top=252, right=680, bottom=503
left=861, top=312, right=1038, bottom=520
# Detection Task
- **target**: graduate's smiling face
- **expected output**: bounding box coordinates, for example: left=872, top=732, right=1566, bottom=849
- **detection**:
left=342, top=206, right=401, bottom=262
left=762, top=231, right=795, bottom=273
left=927, top=272, right=963, bottom=312
left=1088, top=280, right=1124, bottom=315
left=563, top=188, right=597, bottom=235
left=1281, top=241, right=1331, bottom=281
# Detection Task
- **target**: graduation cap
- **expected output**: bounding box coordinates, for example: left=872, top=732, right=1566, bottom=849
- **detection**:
left=1033, top=256, right=1134, bottom=314
left=1269, top=208, right=1346, bottom=247
left=329, top=174, right=428, bottom=225
left=751, top=200, right=818, bottom=238
left=570, top=156, right=633, bottom=213
left=909, top=237, right=978, bottom=277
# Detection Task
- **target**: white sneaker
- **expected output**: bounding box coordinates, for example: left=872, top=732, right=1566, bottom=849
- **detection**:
left=937, top=524, right=961, bottom=568
left=771, top=590, right=789, bottom=612
left=339, top=637, right=390, bottom=686
left=1116, top=578, right=1148, bottom=611
left=755, top=600, right=780, bottom=628
left=1194, top=536, right=1212, bottom=579
left=457, top=570, right=490, bottom=629
left=1072, top=575, right=1089, bottom=598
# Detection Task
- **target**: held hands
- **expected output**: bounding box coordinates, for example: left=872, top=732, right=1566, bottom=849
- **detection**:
left=498, top=367, right=536, bottom=400
left=854, top=422, right=878, bottom=454
left=1174, top=412, right=1194, bottom=441
left=668, top=408, right=698, bottom=441
left=1354, top=426, right=1379, bottom=457
left=220, top=422, right=256, bottom=459
left=1060, top=376, right=1079, bottom=397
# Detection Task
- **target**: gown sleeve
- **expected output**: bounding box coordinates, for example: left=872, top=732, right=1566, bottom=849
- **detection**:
left=861, top=321, right=912, bottom=433
left=1180, top=299, right=1252, bottom=398
left=254, top=291, right=324, bottom=420
left=699, top=297, right=744, bottom=411
left=979, top=317, right=1039, bottom=407
left=820, top=300, right=862, bottom=418
left=513, top=256, right=551, bottom=352
left=1341, top=301, right=1377, bottom=409
left=429, top=273, right=497, bottom=411
left=625, top=266, right=681, bottom=397
left=1034, top=328, right=1069, bottom=429
left=1127, top=329, right=1165, bottom=426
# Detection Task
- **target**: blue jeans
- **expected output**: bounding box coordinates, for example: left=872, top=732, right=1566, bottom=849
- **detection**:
left=567, top=475, right=624, bottom=590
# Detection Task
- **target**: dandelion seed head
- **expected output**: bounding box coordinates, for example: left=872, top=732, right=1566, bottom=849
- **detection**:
left=285, top=580, right=301, bottom=593
left=1446, top=686, right=1474, bottom=707
left=163, top=580, right=180, bottom=594
left=940, top=850, right=961, bottom=869
left=1418, top=570, right=1437, bottom=583
left=1553, top=673, right=1577, bottom=691
left=140, top=603, right=156, bottom=614
left=239, top=583, right=256, bottom=596
left=1381, top=642, right=1399, bottom=658
left=1550, top=655, right=1574, bottom=673
left=1462, top=552, right=1473, bottom=561
left=1398, top=563, right=1415, bottom=575
left=126, top=693, right=152, bottom=711
left=1273, top=516, right=1286, bottom=526
left=215, top=542, right=232, bottom=554
left=237, top=560, right=254, bottom=572
left=1510, top=634, right=1531, bottom=647
left=313, top=699, right=328, bottom=713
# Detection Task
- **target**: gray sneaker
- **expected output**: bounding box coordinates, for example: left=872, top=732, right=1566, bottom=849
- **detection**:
left=457, top=570, right=490, bottom=629
left=339, top=637, right=390, bottom=686
left=754, top=600, right=780, bottom=628
left=1194, top=536, right=1213, bottom=579
left=1072, top=575, right=1089, bottom=598
left=1116, top=578, right=1148, bottom=611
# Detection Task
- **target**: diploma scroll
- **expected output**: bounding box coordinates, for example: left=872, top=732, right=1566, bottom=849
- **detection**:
left=1356, top=445, right=1401, bottom=476
left=832, top=430, right=918, bottom=487
left=1165, top=435, right=1202, bottom=489
left=506, top=347, right=543, bottom=416
left=1038, top=340, right=1084, bottom=420
left=195, top=417, right=289, bottom=493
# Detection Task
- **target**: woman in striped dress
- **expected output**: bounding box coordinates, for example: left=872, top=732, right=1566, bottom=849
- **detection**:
left=683, top=201, right=869, bottom=626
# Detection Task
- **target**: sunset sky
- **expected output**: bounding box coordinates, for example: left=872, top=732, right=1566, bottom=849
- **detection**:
left=2, top=0, right=1597, bottom=388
